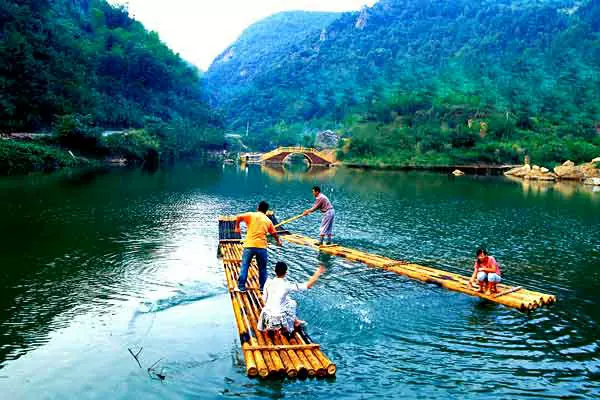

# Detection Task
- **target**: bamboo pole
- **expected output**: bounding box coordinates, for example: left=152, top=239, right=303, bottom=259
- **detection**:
left=244, top=344, right=321, bottom=351
left=223, top=260, right=269, bottom=378
left=274, top=213, right=306, bottom=229
left=223, top=262, right=264, bottom=377
left=289, top=336, right=315, bottom=377
left=292, top=327, right=332, bottom=377
left=232, top=266, right=286, bottom=378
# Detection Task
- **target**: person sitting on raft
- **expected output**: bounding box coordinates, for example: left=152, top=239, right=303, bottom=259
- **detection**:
left=468, top=248, right=502, bottom=294
left=302, top=186, right=335, bottom=246
left=257, top=262, right=325, bottom=335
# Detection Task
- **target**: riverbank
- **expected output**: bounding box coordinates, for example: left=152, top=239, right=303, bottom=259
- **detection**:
left=342, top=161, right=518, bottom=175
left=0, top=132, right=225, bottom=176
left=0, top=139, right=96, bottom=175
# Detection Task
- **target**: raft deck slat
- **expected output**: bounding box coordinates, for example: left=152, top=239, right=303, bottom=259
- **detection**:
left=280, top=233, right=556, bottom=311
left=217, top=219, right=336, bottom=379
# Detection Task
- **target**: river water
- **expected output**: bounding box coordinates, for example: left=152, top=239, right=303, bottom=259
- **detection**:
left=0, top=164, right=599, bottom=399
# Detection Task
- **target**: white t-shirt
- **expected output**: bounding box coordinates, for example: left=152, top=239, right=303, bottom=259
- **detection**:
left=262, top=277, right=308, bottom=314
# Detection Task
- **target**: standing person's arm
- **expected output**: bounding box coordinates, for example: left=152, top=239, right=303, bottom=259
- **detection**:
left=303, top=197, right=322, bottom=216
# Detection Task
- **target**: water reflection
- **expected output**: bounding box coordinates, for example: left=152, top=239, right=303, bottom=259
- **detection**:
left=260, top=164, right=336, bottom=182
left=0, top=164, right=225, bottom=366
left=505, top=175, right=600, bottom=200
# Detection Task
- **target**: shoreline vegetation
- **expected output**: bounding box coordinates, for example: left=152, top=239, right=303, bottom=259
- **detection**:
left=0, top=114, right=225, bottom=175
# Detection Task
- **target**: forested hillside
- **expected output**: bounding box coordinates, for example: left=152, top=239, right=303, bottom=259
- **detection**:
left=0, top=0, right=224, bottom=173
left=207, top=11, right=339, bottom=108
left=206, top=0, right=600, bottom=165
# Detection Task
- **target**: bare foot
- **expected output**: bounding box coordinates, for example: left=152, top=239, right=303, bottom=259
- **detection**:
left=294, top=320, right=307, bottom=328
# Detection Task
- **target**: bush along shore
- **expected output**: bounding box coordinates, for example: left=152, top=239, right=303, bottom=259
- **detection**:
left=0, top=114, right=226, bottom=176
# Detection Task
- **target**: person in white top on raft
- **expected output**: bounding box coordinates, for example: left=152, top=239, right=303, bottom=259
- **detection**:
left=257, top=262, right=325, bottom=335
left=303, top=186, right=335, bottom=246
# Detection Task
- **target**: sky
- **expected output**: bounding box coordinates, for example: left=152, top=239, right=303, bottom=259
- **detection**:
left=110, top=0, right=376, bottom=70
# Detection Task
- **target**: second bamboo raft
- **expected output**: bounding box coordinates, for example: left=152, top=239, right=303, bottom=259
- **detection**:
left=279, top=233, right=556, bottom=311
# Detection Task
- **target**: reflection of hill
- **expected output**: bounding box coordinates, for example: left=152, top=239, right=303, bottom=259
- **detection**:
left=261, top=164, right=337, bottom=182
left=0, top=165, right=223, bottom=365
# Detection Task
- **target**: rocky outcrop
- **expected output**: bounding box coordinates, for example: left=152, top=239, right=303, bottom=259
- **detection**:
left=554, top=160, right=584, bottom=180
left=580, top=161, right=600, bottom=178
left=505, top=164, right=556, bottom=181
left=506, top=157, right=600, bottom=185
left=526, top=165, right=557, bottom=181
left=316, top=130, right=339, bottom=149
left=504, top=164, right=531, bottom=178
left=553, top=159, right=600, bottom=180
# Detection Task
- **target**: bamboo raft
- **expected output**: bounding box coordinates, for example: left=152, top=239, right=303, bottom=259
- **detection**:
left=279, top=233, right=556, bottom=311
left=218, top=218, right=336, bottom=379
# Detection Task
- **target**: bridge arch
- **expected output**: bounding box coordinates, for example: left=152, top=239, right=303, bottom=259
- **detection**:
left=281, top=151, right=313, bottom=165
left=260, top=147, right=333, bottom=166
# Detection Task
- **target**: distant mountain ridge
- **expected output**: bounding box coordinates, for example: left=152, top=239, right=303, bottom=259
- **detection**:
left=206, top=11, right=340, bottom=109
left=205, top=0, right=599, bottom=164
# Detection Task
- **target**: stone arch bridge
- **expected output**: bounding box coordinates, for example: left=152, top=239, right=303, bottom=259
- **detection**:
left=260, top=147, right=334, bottom=166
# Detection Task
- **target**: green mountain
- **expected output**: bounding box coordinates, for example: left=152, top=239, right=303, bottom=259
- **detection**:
left=1, top=0, right=221, bottom=131
left=0, top=0, right=224, bottom=173
left=207, top=11, right=339, bottom=109
left=206, top=0, right=600, bottom=165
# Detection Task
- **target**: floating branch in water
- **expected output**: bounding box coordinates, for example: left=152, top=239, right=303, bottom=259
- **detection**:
left=128, top=346, right=143, bottom=369
left=147, top=358, right=166, bottom=381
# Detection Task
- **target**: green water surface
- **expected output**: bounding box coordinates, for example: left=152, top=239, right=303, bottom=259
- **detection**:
left=0, top=164, right=598, bottom=399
